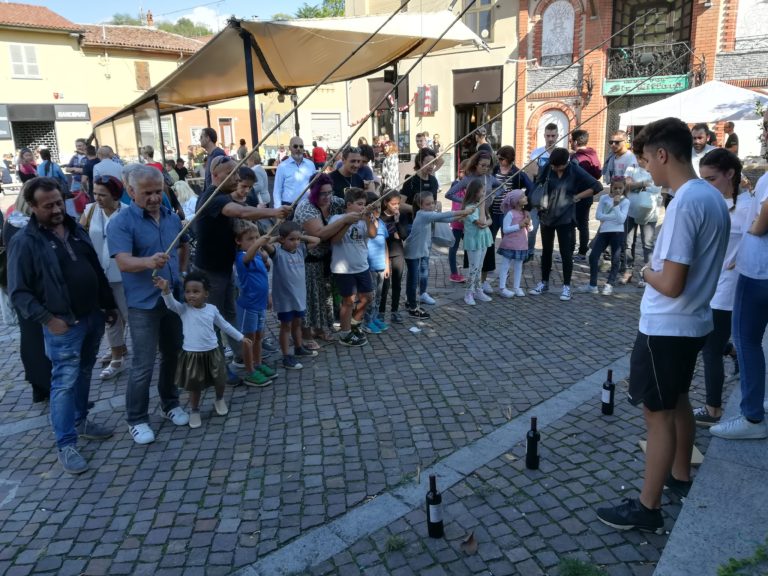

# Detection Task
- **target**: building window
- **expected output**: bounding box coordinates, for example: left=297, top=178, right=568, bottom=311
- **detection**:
left=9, top=44, right=40, bottom=79
left=463, top=0, right=493, bottom=42
left=541, top=1, right=575, bottom=67
left=135, top=61, right=151, bottom=91
left=612, top=0, right=692, bottom=47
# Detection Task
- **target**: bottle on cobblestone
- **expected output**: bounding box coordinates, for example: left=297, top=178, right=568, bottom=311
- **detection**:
left=426, top=474, right=444, bottom=538
left=601, top=369, right=615, bottom=416
left=525, top=417, right=540, bottom=470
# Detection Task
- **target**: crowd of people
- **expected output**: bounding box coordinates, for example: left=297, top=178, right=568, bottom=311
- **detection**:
left=2, top=110, right=767, bottom=554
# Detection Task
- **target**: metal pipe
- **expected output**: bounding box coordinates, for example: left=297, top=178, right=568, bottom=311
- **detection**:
left=240, top=27, right=259, bottom=147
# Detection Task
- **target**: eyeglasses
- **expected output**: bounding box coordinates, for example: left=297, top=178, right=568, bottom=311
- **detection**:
left=609, top=140, right=624, bottom=145
left=292, top=144, right=304, bottom=149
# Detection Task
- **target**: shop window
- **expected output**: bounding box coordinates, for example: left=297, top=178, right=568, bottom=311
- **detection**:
left=541, top=1, right=575, bottom=67
left=9, top=44, right=40, bottom=79
left=135, top=61, right=151, bottom=91
left=463, top=0, right=493, bottom=42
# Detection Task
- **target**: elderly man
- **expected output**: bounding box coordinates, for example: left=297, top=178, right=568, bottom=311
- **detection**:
left=273, top=137, right=316, bottom=207
left=9, top=177, right=117, bottom=473
left=93, top=146, right=123, bottom=182
left=108, top=165, right=190, bottom=444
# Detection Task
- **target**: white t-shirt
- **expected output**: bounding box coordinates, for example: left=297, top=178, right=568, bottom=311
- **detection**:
left=691, top=144, right=716, bottom=177
left=162, top=294, right=243, bottom=352
left=639, top=179, right=730, bottom=337
left=530, top=146, right=551, bottom=170
left=736, top=173, right=768, bottom=280
left=711, top=191, right=756, bottom=310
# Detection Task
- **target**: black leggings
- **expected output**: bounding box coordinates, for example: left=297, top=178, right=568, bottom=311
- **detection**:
left=380, top=254, right=404, bottom=314
left=540, top=224, right=575, bottom=285
left=701, top=308, right=732, bottom=408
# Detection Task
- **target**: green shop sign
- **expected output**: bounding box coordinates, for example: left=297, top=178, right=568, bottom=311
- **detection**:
left=603, top=75, right=689, bottom=96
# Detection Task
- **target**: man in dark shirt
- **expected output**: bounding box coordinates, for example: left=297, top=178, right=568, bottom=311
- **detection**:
left=9, top=177, right=117, bottom=474
left=175, top=158, right=189, bottom=181
left=200, top=127, right=225, bottom=191
left=724, top=121, right=739, bottom=155
left=570, top=129, right=603, bottom=258
left=330, top=147, right=365, bottom=199
left=82, top=144, right=100, bottom=199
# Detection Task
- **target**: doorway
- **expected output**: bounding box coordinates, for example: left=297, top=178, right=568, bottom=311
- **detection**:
left=454, top=102, right=502, bottom=167
left=218, top=118, right=234, bottom=151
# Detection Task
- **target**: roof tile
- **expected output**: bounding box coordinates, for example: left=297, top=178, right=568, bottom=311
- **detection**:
left=0, top=2, right=82, bottom=32
left=81, top=24, right=205, bottom=55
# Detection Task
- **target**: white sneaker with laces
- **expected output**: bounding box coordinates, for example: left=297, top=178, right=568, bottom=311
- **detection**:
left=602, top=283, right=614, bottom=296
left=474, top=290, right=492, bottom=302
left=529, top=281, right=548, bottom=295
left=464, top=292, right=476, bottom=306
left=500, top=288, right=514, bottom=298
left=481, top=281, right=494, bottom=294
left=163, top=406, right=190, bottom=426
left=514, top=288, right=526, bottom=297
left=419, top=292, right=437, bottom=305
left=214, top=399, right=229, bottom=416
left=129, top=423, right=155, bottom=445
left=576, top=285, right=598, bottom=294
left=710, top=416, right=768, bottom=440
left=560, top=285, right=572, bottom=301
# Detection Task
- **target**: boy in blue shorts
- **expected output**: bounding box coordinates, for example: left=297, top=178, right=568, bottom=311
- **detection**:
left=234, top=220, right=276, bottom=386
left=329, top=187, right=378, bottom=347
left=262, top=221, right=321, bottom=370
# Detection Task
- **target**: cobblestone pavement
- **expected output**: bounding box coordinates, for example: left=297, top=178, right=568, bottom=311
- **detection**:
left=0, top=234, right=732, bottom=575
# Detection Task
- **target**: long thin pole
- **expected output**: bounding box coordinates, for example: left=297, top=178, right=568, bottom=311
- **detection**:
left=156, top=1, right=416, bottom=261
left=241, top=27, right=259, bottom=147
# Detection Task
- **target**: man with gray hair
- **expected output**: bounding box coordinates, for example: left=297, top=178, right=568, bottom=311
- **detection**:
left=108, top=164, right=190, bottom=444
left=93, top=145, right=123, bottom=183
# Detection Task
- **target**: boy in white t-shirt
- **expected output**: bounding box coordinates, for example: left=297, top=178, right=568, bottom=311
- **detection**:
left=596, top=118, right=730, bottom=534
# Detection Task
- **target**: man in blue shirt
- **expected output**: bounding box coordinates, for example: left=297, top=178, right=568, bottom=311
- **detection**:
left=273, top=137, right=316, bottom=207
left=108, top=164, right=190, bottom=445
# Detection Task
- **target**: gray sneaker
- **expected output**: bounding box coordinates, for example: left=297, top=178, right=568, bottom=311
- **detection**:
left=58, top=445, right=88, bottom=475
left=76, top=419, right=114, bottom=441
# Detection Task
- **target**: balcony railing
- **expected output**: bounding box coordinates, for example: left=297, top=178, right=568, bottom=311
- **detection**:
left=607, top=43, right=691, bottom=80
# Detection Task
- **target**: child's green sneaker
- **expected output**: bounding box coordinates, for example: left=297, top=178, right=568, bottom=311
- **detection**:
left=244, top=370, right=271, bottom=387
left=257, top=364, right=277, bottom=379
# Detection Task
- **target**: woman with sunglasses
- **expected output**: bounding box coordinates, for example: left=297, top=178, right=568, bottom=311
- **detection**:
left=80, top=176, right=129, bottom=379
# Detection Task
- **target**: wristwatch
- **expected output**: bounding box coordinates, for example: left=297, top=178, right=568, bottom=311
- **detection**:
left=640, top=265, right=650, bottom=280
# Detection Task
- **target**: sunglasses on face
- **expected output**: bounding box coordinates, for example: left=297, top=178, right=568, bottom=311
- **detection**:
left=609, top=140, right=624, bottom=145
left=292, top=144, right=304, bottom=149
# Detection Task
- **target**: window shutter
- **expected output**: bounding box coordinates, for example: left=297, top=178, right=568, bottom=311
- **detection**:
left=24, top=45, right=39, bottom=77
left=9, top=45, right=24, bottom=76
left=135, top=61, right=151, bottom=91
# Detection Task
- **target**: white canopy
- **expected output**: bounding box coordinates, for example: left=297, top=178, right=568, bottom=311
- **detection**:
left=94, top=12, right=483, bottom=125
left=619, top=81, right=768, bottom=128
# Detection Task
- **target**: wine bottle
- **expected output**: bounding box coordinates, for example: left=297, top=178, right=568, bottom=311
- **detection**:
left=525, top=417, right=540, bottom=470
left=601, top=369, right=615, bottom=416
left=425, top=474, right=444, bottom=538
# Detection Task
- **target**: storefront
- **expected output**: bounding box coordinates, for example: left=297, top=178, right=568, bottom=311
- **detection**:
left=453, top=67, right=503, bottom=168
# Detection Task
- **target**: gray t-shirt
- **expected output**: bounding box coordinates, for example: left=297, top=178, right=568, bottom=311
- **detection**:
left=639, top=178, right=730, bottom=337
left=329, top=215, right=369, bottom=274
left=271, top=243, right=307, bottom=313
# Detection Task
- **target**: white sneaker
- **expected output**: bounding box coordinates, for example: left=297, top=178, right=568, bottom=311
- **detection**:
left=128, top=423, right=155, bottom=445
left=529, top=281, right=548, bottom=295
left=474, top=290, right=492, bottom=302
left=214, top=399, right=229, bottom=416
left=710, top=416, right=768, bottom=440
left=500, top=288, right=515, bottom=298
left=162, top=406, right=190, bottom=426
left=419, top=292, right=437, bottom=305
left=481, top=281, right=494, bottom=294
left=576, top=285, right=598, bottom=294
left=464, top=292, right=476, bottom=306
left=189, top=412, right=202, bottom=429
left=602, top=283, right=614, bottom=296
left=560, top=285, right=572, bottom=301
left=514, top=288, right=526, bottom=297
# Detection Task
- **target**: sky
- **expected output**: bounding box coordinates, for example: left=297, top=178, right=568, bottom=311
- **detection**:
left=31, top=1, right=310, bottom=28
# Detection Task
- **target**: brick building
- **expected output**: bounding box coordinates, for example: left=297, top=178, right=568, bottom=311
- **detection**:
left=512, top=0, right=765, bottom=165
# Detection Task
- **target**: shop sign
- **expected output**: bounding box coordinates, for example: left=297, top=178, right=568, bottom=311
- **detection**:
left=603, top=75, right=689, bottom=96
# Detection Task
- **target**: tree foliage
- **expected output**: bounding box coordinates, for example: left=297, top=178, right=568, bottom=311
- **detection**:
left=110, top=13, right=142, bottom=25
left=109, top=13, right=212, bottom=38
left=273, top=0, right=344, bottom=20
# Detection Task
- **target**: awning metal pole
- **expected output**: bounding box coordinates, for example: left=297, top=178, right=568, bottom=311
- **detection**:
left=205, top=106, right=211, bottom=129
left=154, top=96, right=165, bottom=164
left=172, top=112, right=181, bottom=161
left=240, top=28, right=259, bottom=147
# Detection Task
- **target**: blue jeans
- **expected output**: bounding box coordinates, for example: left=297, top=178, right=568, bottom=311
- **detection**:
left=405, top=257, right=429, bottom=309
left=449, top=229, right=463, bottom=275
left=43, top=310, right=105, bottom=449
left=589, top=231, right=624, bottom=286
left=126, top=305, right=183, bottom=425
left=733, top=274, right=768, bottom=422
left=527, top=208, right=540, bottom=255
left=364, top=270, right=386, bottom=323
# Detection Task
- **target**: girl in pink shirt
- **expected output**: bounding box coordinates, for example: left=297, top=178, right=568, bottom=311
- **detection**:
left=497, top=189, right=531, bottom=298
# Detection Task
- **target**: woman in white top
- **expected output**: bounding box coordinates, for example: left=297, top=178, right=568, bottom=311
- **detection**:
left=693, top=149, right=755, bottom=426
left=80, top=176, right=128, bottom=379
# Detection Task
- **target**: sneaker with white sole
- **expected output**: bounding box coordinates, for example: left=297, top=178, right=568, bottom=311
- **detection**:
left=419, top=292, right=437, bottom=305
left=602, top=283, right=614, bottom=296
left=577, top=284, right=598, bottom=294
left=529, top=281, right=549, bottom=295
left=474, top=290, right=492, bottom=302
left=162, top=406, right=190, bottom=426
left=514, top=288, right=526, bottom=297
left=128, top=423, right=155, bottom=445
left=500, top=288, right=515, bottom=298
left=560, top=285, right=572, bottom=301
left=189, top=411, right=202, bottom=429
left=464, top=292, right=476, bottom=306
left=710, top=416, right=768, bottom=440
left=58, top=445, right=88, bottom=475
left=481, top=281, right=494, bottom=294
left=214, top=399, right=229, bottom=416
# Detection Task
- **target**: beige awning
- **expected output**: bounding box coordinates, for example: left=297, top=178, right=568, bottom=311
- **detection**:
left=94, top=11, right=483, bottom=126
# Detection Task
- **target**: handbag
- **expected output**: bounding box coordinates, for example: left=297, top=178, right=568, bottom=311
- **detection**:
left=432, top=221, right=454, bottom=248
left=73, top=191, right=88, bottom=214
left=530, top=167, right=550, bottom=210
